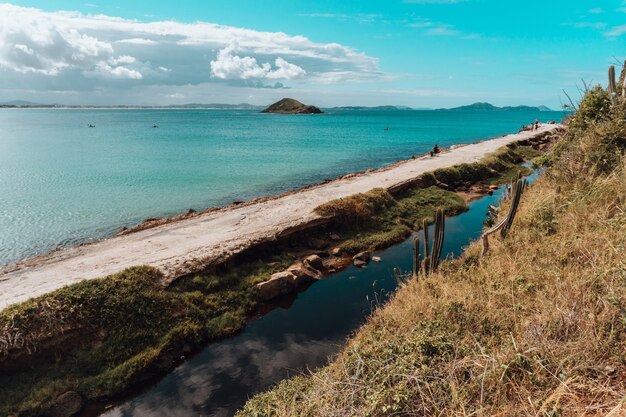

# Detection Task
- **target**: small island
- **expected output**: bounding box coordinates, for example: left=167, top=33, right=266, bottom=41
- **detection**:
left=261, top=98, right=323, bottom=114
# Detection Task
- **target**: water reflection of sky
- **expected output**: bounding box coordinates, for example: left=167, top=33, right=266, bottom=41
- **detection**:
left=102, top=171, right=538, bottom=417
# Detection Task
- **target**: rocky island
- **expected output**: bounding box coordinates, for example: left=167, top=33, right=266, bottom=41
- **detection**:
left=261, top=98, right=323, bottom=114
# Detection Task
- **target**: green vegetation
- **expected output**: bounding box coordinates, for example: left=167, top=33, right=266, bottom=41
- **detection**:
left=0, top=258, right=294, bottom=416
left=238, top=88, right=626, bottom=416
left=0, top=136, right=548, bottom=416
left=316, top=142, right=543, bottom=255
left=317, top=186, right=465, bottom=254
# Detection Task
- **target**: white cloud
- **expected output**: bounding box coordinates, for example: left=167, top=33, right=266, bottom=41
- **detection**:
left=115, top=38, right=158, bottom=45
left=0, top=3, right=382, bottom=91
left=210, top=44, right=305, bottom=80
left=90, top=62, right=143, bottom=79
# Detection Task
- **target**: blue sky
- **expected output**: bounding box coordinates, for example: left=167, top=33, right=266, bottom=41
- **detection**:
left=0, top=0, right=624, bottom=107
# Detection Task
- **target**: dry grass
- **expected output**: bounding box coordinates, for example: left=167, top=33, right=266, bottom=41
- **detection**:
left=238, top=100, right=626, bottom=416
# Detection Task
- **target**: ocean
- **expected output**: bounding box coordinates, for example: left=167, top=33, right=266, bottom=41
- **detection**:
left=0, top=108, right=565, bottom=266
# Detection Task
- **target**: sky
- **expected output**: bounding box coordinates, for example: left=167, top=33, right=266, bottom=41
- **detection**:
left=0, top=1, right=625, bottom=108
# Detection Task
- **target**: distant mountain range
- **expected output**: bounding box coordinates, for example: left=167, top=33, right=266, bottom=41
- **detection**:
left=0, top=100, right=554, bottom=112
left=441, top=102, right=553, bottom=112
left=330, top=105, right=414, bottom=111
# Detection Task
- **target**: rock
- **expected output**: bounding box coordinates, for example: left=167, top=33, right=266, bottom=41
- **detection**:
left=261, top=98, right=323, bottom=114
left=437, top=182, right=451, bottom=191
left=353, top=251, right=371, bottom=262
left=371, top=256, right=382, bottom=262
left=47, top=391, right=83, bottom=417
left=287, top=264, right=321, bottom=286
left=330, top=247, right=343, bottom=256
left=304, top=254, right=324, bottom=271
left=353, top=259, right=368, bottom=268
left=330, top=233, right=341, bottom=241
left=256, top=271, right=296, bottom=301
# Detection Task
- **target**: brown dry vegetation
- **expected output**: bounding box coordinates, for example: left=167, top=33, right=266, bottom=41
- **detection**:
left=237, top=90, right=626, bottom=416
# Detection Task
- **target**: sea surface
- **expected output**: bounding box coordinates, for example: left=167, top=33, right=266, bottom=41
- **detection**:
left=0, top=108, right=564, bottom=266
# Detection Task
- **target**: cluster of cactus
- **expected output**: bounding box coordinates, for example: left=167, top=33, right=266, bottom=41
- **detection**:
left=480, top=172, right=525, bottom=255
left=413, top=208, right=445, bottom=278
left=608, top=63, right=626, bottom=103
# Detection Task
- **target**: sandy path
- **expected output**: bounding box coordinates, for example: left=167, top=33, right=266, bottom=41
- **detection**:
left=0, top=125, right=560, bottom=310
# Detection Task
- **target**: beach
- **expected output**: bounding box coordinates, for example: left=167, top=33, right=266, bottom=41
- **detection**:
left=0, top=124, right=560, bottom=310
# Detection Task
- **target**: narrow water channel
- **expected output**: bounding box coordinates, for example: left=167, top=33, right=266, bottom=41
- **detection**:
left=99, top=169, right=539, bottom=417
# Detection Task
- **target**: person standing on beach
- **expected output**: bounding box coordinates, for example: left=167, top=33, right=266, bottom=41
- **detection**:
left=430, top=144, right=440, bottom=157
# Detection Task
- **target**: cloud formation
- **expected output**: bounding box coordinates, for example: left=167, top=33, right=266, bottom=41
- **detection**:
left=0, top=3, right=381, bottom=91
left=210, top=44, right=305, bottom=80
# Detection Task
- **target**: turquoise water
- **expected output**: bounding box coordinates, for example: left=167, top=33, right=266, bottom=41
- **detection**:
left=0, top=108, right=563, bottom=266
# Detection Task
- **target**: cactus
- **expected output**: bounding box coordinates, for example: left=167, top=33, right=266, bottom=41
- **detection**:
left=609, top=65, right=617, bottom=103
left=500, top=177, right=523, bottom=238
left=429, top=209, right=445, bottom=272
left=422, top=218, right=430, bottom=275
left=619, top=61, right=626, bottom=98
left=413, top=209, right=446, bottom=276
left=480, top=173, right=525, bottom=255
left=412, top=236, right=420, bottom=280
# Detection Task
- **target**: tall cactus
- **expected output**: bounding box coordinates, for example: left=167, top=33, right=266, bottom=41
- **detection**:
left=617, top=61, right=626, bottom=98
left=422, top=218, right=430, bottom=275
left=481, top=172, right=525, bottom=255
left=413, top=209, right=446, bottom=277
left=412, top=236, right=420, bottom=280
left=609, top=65, right=617, bottom=103
left=429, top=209, right=445, bottom=272
left=500, top=177, right=523, bottom=238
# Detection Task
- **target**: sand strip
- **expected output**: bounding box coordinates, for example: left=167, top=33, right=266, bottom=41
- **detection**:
left=0, top=125, right=561, bottom=310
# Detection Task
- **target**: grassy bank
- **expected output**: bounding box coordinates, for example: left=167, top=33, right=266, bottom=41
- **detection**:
left=238, top=89, right=626, bottom=416
left=0, top=139, right=548, bottom=416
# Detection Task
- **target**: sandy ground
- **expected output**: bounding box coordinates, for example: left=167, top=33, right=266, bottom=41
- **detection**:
left=0, top=125, right=560, bottom=310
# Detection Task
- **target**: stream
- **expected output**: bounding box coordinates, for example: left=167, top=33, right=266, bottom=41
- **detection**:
left=98, top=168, right=539, bottom=417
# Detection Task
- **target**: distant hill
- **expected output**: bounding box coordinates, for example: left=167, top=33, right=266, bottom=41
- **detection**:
left=261, top=98, right=323, bottom=114
left=443, top=102, right=554, bottom=112
left=331, top=105, right=413, bottom=111
left=0, top=100, right=43, bottom=107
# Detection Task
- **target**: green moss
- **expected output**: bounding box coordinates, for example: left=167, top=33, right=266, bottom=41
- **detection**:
left=337, top=187, right=466, bottom=254
left=0, top=261, right=276, bottom=416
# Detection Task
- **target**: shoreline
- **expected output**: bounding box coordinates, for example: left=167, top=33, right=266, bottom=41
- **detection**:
left=0, top=124, right=561, bottom=310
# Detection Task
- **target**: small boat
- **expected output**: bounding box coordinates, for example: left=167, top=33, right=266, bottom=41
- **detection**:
left=384, top=127, right=389, bottom=131
left=152, top=124, right=159, bottom=128
left=88, top=124, right=95, bottom=128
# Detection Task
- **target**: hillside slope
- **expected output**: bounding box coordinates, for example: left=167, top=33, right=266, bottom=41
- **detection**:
left=261, top=98, right=323, bottom=114
left=238, top=88, right=626, bottom=415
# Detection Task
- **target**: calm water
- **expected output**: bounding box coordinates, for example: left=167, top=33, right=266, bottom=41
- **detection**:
left=99, top=173, right=538, bottom=417
left=0, top=108, right=562, bottom=266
